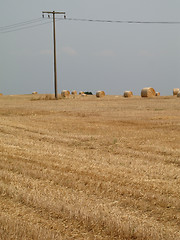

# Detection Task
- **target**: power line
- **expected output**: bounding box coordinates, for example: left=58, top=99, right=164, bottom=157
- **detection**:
left=0, top=19, right=52, bottom=34
left=1, top=16, right=180, bottom=34
left=56, top=17, right=180, bottom=24
left=0, top=18, right=43, bottom=30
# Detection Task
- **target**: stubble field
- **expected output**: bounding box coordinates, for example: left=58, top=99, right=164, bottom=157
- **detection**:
left=0, top=94, right=180, bottom=240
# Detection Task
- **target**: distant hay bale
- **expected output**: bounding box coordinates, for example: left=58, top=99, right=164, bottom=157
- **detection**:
left=141, top=87, right=156, bottom=97
left=0, top=93, right=3, bottom=96
left=81, top=93, right=87, bottom=97
left=61, top=90, right=70, bottom=98
left=71, top=90, right=77, bottom=95
left=96, top=91, right=105, bottom=98
left=32, top=91, right=38, bottom=94
left=79, top=91, right=84, bottom=95
left=155, top=92, right=160, bottom=96
left=173, top=88, right=179, bottom=96
left=177, top=91, right=180, bottom=98
left=124, top=91, right=133, bottom=98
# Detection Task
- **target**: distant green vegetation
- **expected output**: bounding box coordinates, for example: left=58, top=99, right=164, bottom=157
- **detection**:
left=84, top=92, right=93, bottom=95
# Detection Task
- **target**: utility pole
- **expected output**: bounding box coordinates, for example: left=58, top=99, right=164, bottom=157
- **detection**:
left=42, top=11, right=66, bottom=99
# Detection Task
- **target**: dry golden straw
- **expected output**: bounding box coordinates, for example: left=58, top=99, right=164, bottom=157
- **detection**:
left=0, top=94, right=180, bottom=240
left=173, top=88, right=180, bottom=96
left=141, top=87, right=156, bottom=97
left=96, top=91, right=105, bottom=98
left=156, top=92, right=160, bottom=96
left=61, top=90, right=70, bottom=98
left=32, top=92, right=38, bottom=94
left=124, top=91, right=133, bottom=98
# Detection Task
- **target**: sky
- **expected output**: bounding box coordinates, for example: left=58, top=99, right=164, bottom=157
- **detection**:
left=1, top=0, right=180, bottom=95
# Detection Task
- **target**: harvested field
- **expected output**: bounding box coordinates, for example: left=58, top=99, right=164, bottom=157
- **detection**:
left=0, top=94, right=180, bottom=240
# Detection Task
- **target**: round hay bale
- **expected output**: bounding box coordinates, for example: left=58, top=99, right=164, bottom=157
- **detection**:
left=155, top=92, right=160, bottom=96
left=79, top=91, right=84, bottom=95
left=32, top=91, right=38, bottom=94
left=173, top=88, right=179, bottom=96
left=71, top=90, right=77, bottom=95
left=141, top=87, right=156, bottom=97
left=124, top=91, right=133, bottom=98
left=0, top=93, right=3, bottom=96
left=81, top=93, right=87, bottom=97
left=177, top=91, right=180, bottom=98
left=61, top=90, right=70, bottom=98
left=96, top=91, right=105, bottom=98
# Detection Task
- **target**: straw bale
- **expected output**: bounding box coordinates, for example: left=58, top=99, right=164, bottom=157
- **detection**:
left=96, top=91, right=105, bottom=98
left=71, top=90, right=77, bottom=95
left=124, top=91, right=133, bottom=98
left=79, top=91, right=84, bottom=95
left=177, top=91, right=180, bottom=98
left=32, top=91, right=38, bottom=94
left=155, top=92, right=160, bottom=96
left=173, top=88, right=180, bottom=96
left=141, top=87, right=156, bottom=97
left=61, top=90, right=70, bottom=98
left=0, top=93, right=3, bottom=96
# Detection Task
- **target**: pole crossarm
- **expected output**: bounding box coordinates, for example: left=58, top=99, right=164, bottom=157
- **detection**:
left=42, top=11, right=66, bottom=14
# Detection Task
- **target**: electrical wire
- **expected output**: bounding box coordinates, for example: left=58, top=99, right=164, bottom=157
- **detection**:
left=56, top=17, right=180, bottom=24
left=1, top=16, right=180, bottom=34
left=0, top=19, right=52, bottom=34
left=0, top=18, right=43, bottom=30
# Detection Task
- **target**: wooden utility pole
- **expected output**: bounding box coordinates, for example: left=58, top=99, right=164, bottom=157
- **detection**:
left=42, top=11, right=66, bottom=99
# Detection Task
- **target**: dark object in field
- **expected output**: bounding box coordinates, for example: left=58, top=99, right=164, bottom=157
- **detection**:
left=84, top=92, right=93, bottom=95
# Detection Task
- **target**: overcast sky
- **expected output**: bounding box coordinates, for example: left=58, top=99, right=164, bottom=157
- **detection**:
left=1, top=0, right=180, bottom=95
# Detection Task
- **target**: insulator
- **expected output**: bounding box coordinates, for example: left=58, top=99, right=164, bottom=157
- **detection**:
left=64, top=15, right=66, bottom=19
left=48, top=15, right=50, bottom=18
